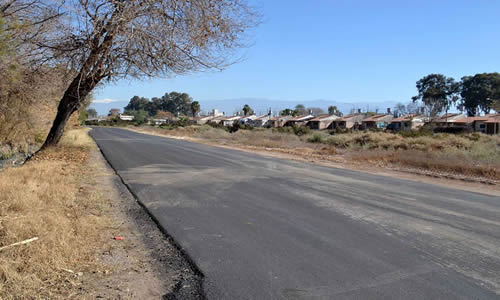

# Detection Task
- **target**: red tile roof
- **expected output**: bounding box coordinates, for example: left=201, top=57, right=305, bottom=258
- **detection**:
left=362, top=114, right=391, bottom=122
left=392, top=114, right=425, bottom=122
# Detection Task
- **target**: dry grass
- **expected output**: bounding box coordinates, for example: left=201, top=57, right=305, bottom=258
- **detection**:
left=0, top=128, right=112, bottom=299
left=135, top=125, right=500, bottom=180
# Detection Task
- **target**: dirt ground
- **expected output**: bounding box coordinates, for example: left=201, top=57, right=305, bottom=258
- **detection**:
left=0, top=129, right=204, bottom=299
left=77, top=145, right=204, bottom=299
left=127, top=127, right=500, bottom=197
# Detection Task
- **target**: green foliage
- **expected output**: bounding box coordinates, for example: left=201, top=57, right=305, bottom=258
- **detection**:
left=291, top=124, right=311, bottom=136
left=0, top=151, right=13, bottom=160
left=86, top=108, right=98, bottom=118
left=328, top=105, right=343, bottom=116
left=191, top=101, right=200, bottom=117
left=124, top=92, right=195, bottom=117
left=398, top=128, right=433, bottom=138
left=460, top=73, right=500, bottom=116
left=295, top=104, right=307, bottom=115
left=307, top=133, right=325, bottom=143
left=412, top=74, right=460, bottom=116
left=280, top=108, right=298, bottom=116
left=125, top=95, right=149, bottom=112
left=242, top=104, right=253, bottom=116
left=128, top=110, right=148, bottom=125
left=78, top=109, right=88, bottom=122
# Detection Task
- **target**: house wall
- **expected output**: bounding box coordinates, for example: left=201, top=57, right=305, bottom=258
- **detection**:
left=474, top=121, right=486, bottom=133
left=486, top=123, right=499, bottom=135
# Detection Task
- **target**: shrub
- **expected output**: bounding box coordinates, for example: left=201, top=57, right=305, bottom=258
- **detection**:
left=308, top=133, right=325, bottom=143
left=292, top=125, right=311, bottom=136
left=399, top=127, right=433, bottom=138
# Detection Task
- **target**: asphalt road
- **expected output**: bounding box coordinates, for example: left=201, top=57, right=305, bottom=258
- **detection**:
left=90, top=127, right=500, bottom=299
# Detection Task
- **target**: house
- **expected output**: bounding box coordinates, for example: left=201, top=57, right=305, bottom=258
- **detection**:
left=119, top=114, right=134, bottom=121
left=453, top=114, right=500, bottom=134
left=108, top=108, right=121, bottom=117
left=251, top=115, right=271, bottom=127
left=197, top=115, right=216, bottom=125
left=267, top=115, right=293, bottom=128
left=308, top=114, right=340, bottom=130
left=221, top=116, right=242, bottom=127
left=239, top=115, right=258, bottom=124
left=284, top=115, right=315, bottom=127
left=152, top=119, right=167, bottom=125
left=207, top=115, right=227, bottom=125
left=329, top=114, right=365, bottom=129
left=361, top=114, right=394, bottom=130
left=485, top=114, right=500, bottom=135
left=389, top=114, right=426, bottom=131
left=427, top=113, right=467, bottom=128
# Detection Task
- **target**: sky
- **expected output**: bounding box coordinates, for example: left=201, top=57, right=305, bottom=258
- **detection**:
left=92, top=0, right=500, bottom=114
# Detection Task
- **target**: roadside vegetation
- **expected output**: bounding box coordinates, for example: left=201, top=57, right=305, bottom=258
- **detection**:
left=132, top=125, right=500, bottom=181
left=0, top=129, right=111, bottom=298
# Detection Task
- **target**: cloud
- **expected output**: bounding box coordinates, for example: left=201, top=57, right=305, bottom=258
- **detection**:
left=92, top=98, right=121, bottom=104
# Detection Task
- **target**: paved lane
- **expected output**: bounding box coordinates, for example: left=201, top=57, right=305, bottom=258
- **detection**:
left=90, top=127, right=500, bottom=299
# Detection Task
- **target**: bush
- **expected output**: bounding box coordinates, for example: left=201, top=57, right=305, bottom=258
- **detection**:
left=308, top=133, right=325, bottom=143
left=399, top=127, right=433, bottom=138
left=292, top=125, right=311, bottom=136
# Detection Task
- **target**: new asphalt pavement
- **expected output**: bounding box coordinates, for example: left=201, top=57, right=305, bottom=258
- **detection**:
left=90, top=127, right=500, bottom=299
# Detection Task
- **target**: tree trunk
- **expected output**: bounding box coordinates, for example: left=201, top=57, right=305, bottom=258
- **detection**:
left=41, top=73, right=95, bottom=149
left=41, top=93, right=80, bottom=149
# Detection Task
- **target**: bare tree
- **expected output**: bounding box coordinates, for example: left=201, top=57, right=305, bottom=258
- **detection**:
left=5, top=0, right=259, bottom=148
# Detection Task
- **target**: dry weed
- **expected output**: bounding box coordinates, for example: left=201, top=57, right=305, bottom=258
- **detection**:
left=0, top=128, right=111, bottom=299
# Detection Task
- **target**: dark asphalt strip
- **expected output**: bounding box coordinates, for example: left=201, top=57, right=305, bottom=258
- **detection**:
left=91, top=129, right=207, bottom=300
left=90, top=127, right=500, bottom=299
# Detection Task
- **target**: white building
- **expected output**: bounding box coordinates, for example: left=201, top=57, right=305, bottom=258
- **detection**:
left=119, top=114, right=134, bottom=121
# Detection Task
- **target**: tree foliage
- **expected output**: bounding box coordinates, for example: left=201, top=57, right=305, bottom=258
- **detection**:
left=460, top=73, right=500, bottom=116
left=86, top=108, right=97, bottom=118
left=124, top=96, right=149, bottom=112
left=328, top=105, right=342, bottom=116
left=242, top=104, right=253, bottom=116
left=412, top=74, right=460, bottom=117
left=280, top=108, right=298, bottom=116
left=295, top=104, right=307, bottom=115
left=124, top=91, right=195, bottom=117
left=191, top=101, right=200, bottom=117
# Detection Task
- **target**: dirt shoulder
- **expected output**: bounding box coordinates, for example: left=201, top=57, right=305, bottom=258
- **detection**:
left=0, top=128, right=203, bottom=299
left=126, top=126, right=500, bottom=197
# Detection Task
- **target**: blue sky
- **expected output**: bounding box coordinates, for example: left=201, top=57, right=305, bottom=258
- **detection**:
left=92, top=0, right=500, bottom=113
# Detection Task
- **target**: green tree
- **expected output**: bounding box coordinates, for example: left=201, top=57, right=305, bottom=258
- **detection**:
left=328, top=105, right=342, bottom=116
left=86, top=108, right=98, bottom=118
left=125, top=96, right=150, bottom=112
left=145, top=97, right=162, bottom=116
left=128, top=110, right=148, bottom=125
left=191, top=101, right=200, bottom=117
left=79, top=110, right=88, bottom=122
left=280, top=108, right=298, bottom=116
left=412, top=74, right=460, bottom=117
left=295, top=104, right=307, bottom=115
left=460, top=73, right=500, bottom=116
left=162, top=92, right=193, bottom=116
left=242, top=104, right=253, bottom=116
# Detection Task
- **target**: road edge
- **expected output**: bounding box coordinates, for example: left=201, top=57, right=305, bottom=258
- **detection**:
left=89, top=129, right=207, bottom=299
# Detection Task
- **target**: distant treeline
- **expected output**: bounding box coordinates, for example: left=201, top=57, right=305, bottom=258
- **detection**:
left=124, top=92, right=200, bottom=117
